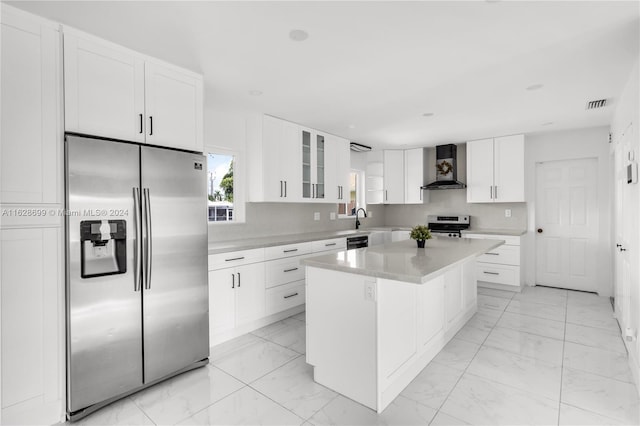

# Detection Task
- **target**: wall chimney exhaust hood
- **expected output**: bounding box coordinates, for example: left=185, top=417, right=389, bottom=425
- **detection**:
left=421, top=144, right=466, bottom=190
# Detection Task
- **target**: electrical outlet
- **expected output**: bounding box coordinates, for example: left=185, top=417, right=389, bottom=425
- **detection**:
left=364, top=282, right=376, bottom=302
left=368, top=210, right=373, bottom=218
left=330, top=212, right=336, bottom=220
left=505, top=209, right=512, bottom=218
left=314, top=212, right=320, bottom=221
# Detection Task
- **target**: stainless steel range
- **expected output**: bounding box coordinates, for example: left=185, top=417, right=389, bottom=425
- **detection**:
left=427, top=215, right=470, bottom=238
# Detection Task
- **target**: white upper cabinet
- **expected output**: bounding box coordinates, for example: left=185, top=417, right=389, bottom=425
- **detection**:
left=257, top=115, right=301, bottom=202
left=404, top=148, right=427, bottom=204
left=1, top=10, right=61, bottom=204
left=144, top=60, right=203, bottom=151
left=63, top=29, right=203, bottom=151
left=466, top=134, right=525, bottom=203
left=326, top=135, right=350, bottom=204
left=383, top=150, right=404, bottom=204
left=301, top=128, right=326, bottom=201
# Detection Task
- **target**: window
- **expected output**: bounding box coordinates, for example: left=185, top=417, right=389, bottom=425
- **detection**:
left=339, top=170, right=365, bottom=217
left=207, top=153, right=234, bottom=222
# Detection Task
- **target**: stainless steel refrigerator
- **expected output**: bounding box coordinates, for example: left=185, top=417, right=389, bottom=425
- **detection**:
left=65, top=134, right=209, bottom=421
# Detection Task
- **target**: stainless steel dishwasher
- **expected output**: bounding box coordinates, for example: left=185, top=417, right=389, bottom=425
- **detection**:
left=346, top=235, right=368, bottom=249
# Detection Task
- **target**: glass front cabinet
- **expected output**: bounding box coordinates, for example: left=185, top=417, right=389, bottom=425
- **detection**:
left=301, top=128, right=325, bottom=200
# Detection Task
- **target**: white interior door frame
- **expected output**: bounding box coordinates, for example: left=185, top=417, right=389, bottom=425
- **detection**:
left=534, top=157, right=599, bottom=292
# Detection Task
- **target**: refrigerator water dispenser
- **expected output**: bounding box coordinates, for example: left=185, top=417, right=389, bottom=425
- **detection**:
left=80, top=220, right=127, bottom=278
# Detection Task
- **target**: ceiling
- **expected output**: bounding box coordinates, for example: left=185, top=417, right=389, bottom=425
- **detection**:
left=8, top=1, right=640, bottom=149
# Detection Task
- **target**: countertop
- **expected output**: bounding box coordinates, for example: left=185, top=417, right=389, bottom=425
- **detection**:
left=462, top=228, right=526, bottom=236
left=207, top=227, right=410, bottom=255
left=302, top=237, right=503, bottom=284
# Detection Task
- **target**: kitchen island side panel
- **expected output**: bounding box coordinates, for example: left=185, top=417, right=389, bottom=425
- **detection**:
left=306, top=267, right=377, bottom=410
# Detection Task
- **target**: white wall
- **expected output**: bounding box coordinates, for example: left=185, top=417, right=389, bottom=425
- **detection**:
left=523, top=126, right=612, bottom=295
left=611, top=59, right=640, bottom=390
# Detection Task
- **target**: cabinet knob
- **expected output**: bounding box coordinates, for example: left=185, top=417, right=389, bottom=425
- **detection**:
left=537, top=228, right=543, bottom=234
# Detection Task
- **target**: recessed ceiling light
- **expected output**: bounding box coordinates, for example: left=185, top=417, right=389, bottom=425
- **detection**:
left=541, top=122, right=554, bottom=126
left=348, top=124, right=356, bottom=129
left=249, top=90, right=263, bottom=96
left=289, top=29, right=309, bottom=42
left=422, top=112, right=435, bottom=117
left=526, top=84, right=544, bottom=91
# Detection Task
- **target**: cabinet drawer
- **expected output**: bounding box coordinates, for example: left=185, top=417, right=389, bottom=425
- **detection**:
left=476, top=263, right=519, bottom=286
left=477, top=245, right=520, bottom=266
left=266, top=281, right=306, bottom=315
left=265, top=256, right=306, bottom=288
left=265, top=242, right=312, bottom=260
left=312, top=238, right=346, bottom=253
left=464, top=233, right=521, bottom=246
left=208, top=248, right=265, bottom=270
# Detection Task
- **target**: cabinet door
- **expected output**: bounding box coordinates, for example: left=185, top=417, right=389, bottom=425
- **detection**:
left=262, top=115, right=286, bottom=201
left=1, top=15, right=61, bottom=204
left=444, top=267, right=464, bottom=327
left=324, top=136, right=339, bottom=203
left=235, top=262, right=266, bottom=326
left=145, top=61, right=203, bottom=152
left=466, top=138, right=494, bottom=203
left=336, top=138, right=351, bottom=204
left=209, top=268, right=236, bottom=337
left=494, top=134, right=525, bottom=202
left=417, top=275, right=445, bottom=346
left=280, top=120, right=302, bottom=201
left=64, top=31, right=145, bottom=142
left=405, top=148, right=425, bottom=204
left=1, top=227, right=61, bottom=409
left=301, top=128, right=313, bottom=200
left=314, top=133, right=326, bottom=200
left=383, top=150, right=404, bottom=204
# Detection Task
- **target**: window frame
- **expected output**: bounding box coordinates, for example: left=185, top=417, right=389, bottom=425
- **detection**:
left=338, top=168, right=366, bottom=219
left=205, top=147, right=245, bottom=224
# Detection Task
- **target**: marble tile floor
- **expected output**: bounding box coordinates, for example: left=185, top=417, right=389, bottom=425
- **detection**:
left=67, top=286, right=638, bottom=426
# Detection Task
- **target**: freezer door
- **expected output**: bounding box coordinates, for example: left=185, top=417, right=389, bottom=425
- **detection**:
left=66, top=136, right=143, bottom=412
left=141, top=146, right=209, bottom=382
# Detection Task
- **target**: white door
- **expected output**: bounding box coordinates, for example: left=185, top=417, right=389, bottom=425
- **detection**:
left=235, top=262, right=266, bottom=326
left=404, top=148, right=425, bottom=204
left=383, top=150, right=404, bottom=204
left=535, top=158, right=598, bottom=291
left=494, top=135, right=525, bottom=202
left=64, top=32, right=145, bottom=142
left=208, top=268, right=236, bottom=337
left=1, top=13, right=60, bottom=204
left=145, top=61, right=203, bottom=151
left=466, top=138, right=494, bottom=203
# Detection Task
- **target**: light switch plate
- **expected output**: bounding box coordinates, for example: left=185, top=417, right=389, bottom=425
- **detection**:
left=314, top=212, right=320, bottom=221
left=505, top=209, right=512, bottom=218
left=330, top=212, right=336, bottom=220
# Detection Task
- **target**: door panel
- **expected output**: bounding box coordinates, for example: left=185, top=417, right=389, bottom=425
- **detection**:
left=466, top=138, right=494, bottom=203
left=66, top=136, right=142, bottom=411
left=141, top=146, right=208, bottom=383
left=535, top=158, right=598, bottom=291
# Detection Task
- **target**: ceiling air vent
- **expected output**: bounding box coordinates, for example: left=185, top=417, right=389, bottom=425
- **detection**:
left=586, top=99, right=607, bottom=110
left=350, top=142, right=371, bottom=152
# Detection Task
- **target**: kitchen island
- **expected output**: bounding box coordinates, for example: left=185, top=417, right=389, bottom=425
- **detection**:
left=302, top=237, right=503, bottom=413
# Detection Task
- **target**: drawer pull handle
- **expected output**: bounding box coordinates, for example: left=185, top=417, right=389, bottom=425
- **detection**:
left=284, top=293, right=299, bottom=299
left=486, top=253, right=499, bottom=256
left=325, top=243, right=337, bottom=247
left=225, top=256, right=245, bottom=262
left=284, top=267, right=299, bottom=273
left=283, top=249, right=298, bottom=253
left=483, top=271, right=500, bottom=275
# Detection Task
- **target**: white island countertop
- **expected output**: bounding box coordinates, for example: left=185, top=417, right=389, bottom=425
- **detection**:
left=302, top=237, right=503, bottom=284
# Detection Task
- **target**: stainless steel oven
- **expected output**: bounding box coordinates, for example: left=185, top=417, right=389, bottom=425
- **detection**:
left=346, top=235, right=368, bottom=249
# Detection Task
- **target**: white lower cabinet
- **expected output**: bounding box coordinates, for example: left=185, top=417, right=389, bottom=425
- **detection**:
left=208, top=249, right=266, bottom=338
left=266, top=282, right=306, bottom=316
left=464, top=233, right=523, bottom=289
left=444, top=267, right=464, bottom=326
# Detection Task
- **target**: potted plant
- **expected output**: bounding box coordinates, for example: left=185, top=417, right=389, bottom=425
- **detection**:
left=410, top=225, right=432, bottom=248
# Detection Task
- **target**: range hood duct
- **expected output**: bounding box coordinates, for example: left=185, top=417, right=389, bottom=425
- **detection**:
left=421, top=144, right=467, bottom=190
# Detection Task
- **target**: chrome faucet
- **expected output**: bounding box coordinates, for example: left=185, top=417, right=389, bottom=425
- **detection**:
left=355, top=208, right=367, bottom=230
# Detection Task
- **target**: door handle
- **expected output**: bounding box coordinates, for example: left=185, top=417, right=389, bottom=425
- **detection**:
left=284, top=181, right=287, bottom=197
left=139, top=114, right=143, bottom=134
left=494, top=185, right=498, bottom=199
left=143, top=188, right=152, bottom=289
left=149, top=116, right=153, bottom=136
left=616, top=244, right=622, bottom=248
left=490, top=186, right=493, bottom=199
left=133, top=188, right=142, bottom=292
left=231, top=273, right=235, bottom=289
left=620, top=247, right=627, bottom=252
left=280, top=181, right=283, bottom=197
left=537, top=228, right=543, bottom=233
left=237, top=272, right=241, bottom=287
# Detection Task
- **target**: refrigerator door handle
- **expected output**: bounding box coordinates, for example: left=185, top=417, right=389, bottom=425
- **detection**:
left=143, top=188, right=153, bottom=289
left=133, top=187, right=142, bottom=292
